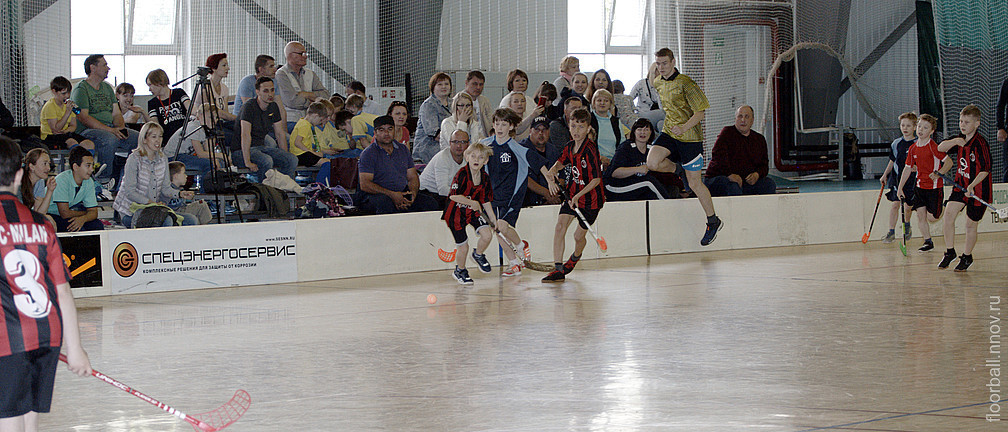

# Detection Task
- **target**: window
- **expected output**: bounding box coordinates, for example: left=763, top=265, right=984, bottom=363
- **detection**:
left=567, top=0, right=651, bottom=93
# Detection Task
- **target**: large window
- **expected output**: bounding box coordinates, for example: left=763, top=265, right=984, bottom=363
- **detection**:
left=568, top=0, right=650, bottom=92
left=71, top=0, right=179, bottom=95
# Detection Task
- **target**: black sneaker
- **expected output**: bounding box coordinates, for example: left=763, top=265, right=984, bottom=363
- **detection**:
left=918, top=239, right=934, bottom=252
left=938, top=249, right=957, bottom=268
left=700, top=217, right=723, bottom=246
left=471, top=251, right=492, bottom=273
left=562, top=256, right=580, bottom=274
left=903, top=223, right=912, bottom=241
left=954, top=254, right=973, bottom=272
left=453, top=267, right=474, bottom=285
left=542, top=269, right=565, bottom=282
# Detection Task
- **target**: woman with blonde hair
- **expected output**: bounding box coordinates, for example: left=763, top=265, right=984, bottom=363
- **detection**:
left=501, top=91, right=545, bottom=141
left=440, top=92, right=486, bottom=150
left=113, top=122, right=197, bottom=227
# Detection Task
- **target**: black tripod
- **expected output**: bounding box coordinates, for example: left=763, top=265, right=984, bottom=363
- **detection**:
left=172, top=67, right=244, bottom=223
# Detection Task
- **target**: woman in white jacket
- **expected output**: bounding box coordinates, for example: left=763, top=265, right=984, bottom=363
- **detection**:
left=439, top=92, right=485, bottom=150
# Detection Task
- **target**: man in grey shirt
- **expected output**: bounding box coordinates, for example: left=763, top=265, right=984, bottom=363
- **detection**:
left=274, top=41, right=329, bottom=131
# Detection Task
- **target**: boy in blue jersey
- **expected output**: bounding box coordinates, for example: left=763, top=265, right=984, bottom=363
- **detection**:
left=482, top=108, right=549, bottom=267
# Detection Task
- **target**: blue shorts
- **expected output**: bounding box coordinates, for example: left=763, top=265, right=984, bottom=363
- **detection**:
left=654, top=135, right=704, bottom=171
left=493, top=204, right=521, bottom=228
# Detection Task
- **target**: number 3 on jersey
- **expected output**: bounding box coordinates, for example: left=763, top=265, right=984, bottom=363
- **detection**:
left=5, top=249, right=51, bottom=318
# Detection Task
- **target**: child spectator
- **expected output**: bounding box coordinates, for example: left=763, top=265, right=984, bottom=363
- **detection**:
left=347, top=94, right=378, bottom=150
left=289, top=101, right=330, bottom=167
left=40, top=76, right=95, bottom=151
left=936, top=104, right=992, bottom=271
left=47, top=146, right=103, bottom=232
left=167, top=161, right=212, bottom=224
left=116, top=83, right=151, bottom=125
left=443, top=142, right=519, bottom=283
left=897, top=113, right=944, bottom=252
left=879, top=112, right=917, bottom=243
left=321, top=110, right=360, bottom=158
left=541, top=108, right=605, bottom=282
left=19, top=148, right=59, bottom=229
left=330, top=94, right=345, bottom=113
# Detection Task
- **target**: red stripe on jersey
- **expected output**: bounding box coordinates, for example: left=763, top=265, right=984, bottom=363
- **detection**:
left=443, top=165, right=493, bottom=231
left=558, top=138, right=606, bottom=209
left=905, top=139, right=945, bottom=189
left=954, top=133, right=993, bottom=203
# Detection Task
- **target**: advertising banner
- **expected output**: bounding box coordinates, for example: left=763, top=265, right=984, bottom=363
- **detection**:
left=105, top=222, right=297, bottom=294
left=58, top=234, right=102, bottom=288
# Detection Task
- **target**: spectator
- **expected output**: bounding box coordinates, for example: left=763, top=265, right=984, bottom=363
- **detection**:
left=40, top=76, right=95, bottom=151
left=192, top=53, right=238, bottom=137
left=419, top=129, right=470, bottom=209
left=553, top=55, right=580, bottom=99
left=604, top=118, right=676, bottom=201
left=115, top=83, right=151, bottom=125
left=348, top=80, right=383, bottom=116
left=329, top=93, right=346, bottom=113
left=234, top=77, right=297, bottom=180
left=145, top=69, right=217, bottom=189
left=289, top=101, right=331, bottom=167
left=319, top=109, right=360, bottom=158
left=584, top=69, right=615, bottom=111
left=113, top=122, right=198, bottom=227
left=611, top=80, right=639, bottom=129
left=502, top=91, right=546, bottom=142
left=276, top=41, right=329, bottom=131
left=347, top=94, right=378, bottom=150
left=71, top=54, right=139, bottom=183
left=498, top=69, right=534, bottom=118
left=233, top=54, right=287, bottom=125
left=47, top=146, right=103, bottom=232
left=519, top=116, right=562, bottom=206
left=166, top=161, right=212, bottom=225
left=439, top=92, right=485, bottom=152
left=589, top=89, right=629, bottom=166
left=387, top=101, right=411, bottom=150
left=356, top=115, right=439, bottom=214
left=549, top=96, right=584, bottom=156
left=460, top=71, right=494, bottom=137
left=413, top=72, right=453, bottom=164
left=19, top=149, right=58, bottom=218
left=533, top=81, right=563, bottom=121
left=629, top=62, right=664, bottom=129
left=704, top=105, right=776, bottom=196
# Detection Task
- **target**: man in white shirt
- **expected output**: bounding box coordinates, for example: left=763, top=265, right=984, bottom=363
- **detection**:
left=274, top=41, right=329, bottom=132
left=418, top=129, right=470, bottom=210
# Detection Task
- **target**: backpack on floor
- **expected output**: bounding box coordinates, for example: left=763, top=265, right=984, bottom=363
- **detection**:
left=296, top=182, right=352, bottom=218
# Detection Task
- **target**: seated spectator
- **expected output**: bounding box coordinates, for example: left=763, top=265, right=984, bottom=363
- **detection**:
left=40, top=76, right=95, bottom=151
left=71, top=54, right=139, bottom=184
left=498, top=69, right=535, bottom=118
left=559, top=72, right=589, bottom=107
left=502, top=91, right=545, bottom=141
left=629, top=62, right=665, bottom=129
left=413, top=72, right=453, bottom=164
left=356, top=116, right=439, bottom=214
left=611, top=80, right=639, bottom=129
left=145, top=69, right=216, bottom=189
left=19, top=149, right=58, bottom=228
left=549, top=96, right=584, bottom=155
left=234, top=77, right=297, bottom=180
left=289, top=101, right=331, bottom=167
left=519, top=116, right=562, bottom=206
left=233, top=54, right=287, bottom=125
left=166, top=161, right=212, bottom=224
left=704, top=105, right=776, bottom=196
left=347, top=94, right=378, bottom=150
left=276, top=41, right=329, bottom=131
left=589, top=89, right=629, bottom=166
left=553, top=55, right=580, bottom=101
left=116, top=83, right=151, bottom=125
left=460, top=71, right=494, bottom=137
left=532, top=81, right=562, bottom=121
left=329, top=94, right=345, bottom=113
left=47, top=146, right=103, bottom=232
left=348, top=80, right=383, bottom=116
left=584, top=69, right=615, bottom=113
left=419, top=129, right=470, bottom=210
left=192, top=53, right=238, bottom=148
left=439, top=92, right=485, bottom=152
left=604, top=118, right=676, bottom=201
left=319, top=110, right=361, bottom=158
left=387, top=101, right=411, bottom=150
left=113, top=122, right=198, bottom=227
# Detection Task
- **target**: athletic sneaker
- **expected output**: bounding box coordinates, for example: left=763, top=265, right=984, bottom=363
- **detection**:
left=938, top=249, right=957, bottom=269
left=562, top=256, right=580, bottom=274
left=700, top=216, right=723, bottom=246
left=522, top=240, right=531, bottom=260
left=542, top=269, right=565, bottom=282
left=502, top=262, right=522, bottom=277
left=954, top=254, right=973, bottom=272
left=882, top=231, right=895, bottom=243
left=453, top=267, right=474, bottom=285
left=472, top=251, right=492, bottom=273
left=903, top=223, right=912, bottom=241
left=918, top=239, right=934, bottom=252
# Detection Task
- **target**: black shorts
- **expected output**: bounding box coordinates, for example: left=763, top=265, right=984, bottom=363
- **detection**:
left=947, top=190, right=986, bottom=222
left=0, top=347, right=61, bottom=418
left=448, top=215, right=488, bottom=244
left=653, top=135, right=704, bottom=170
left=910, top=187, right=943, bottom=219
left=297, top=152, right=322, bottom=167
left=559, top=202, right=601, bottom=230
left=885, top=172, right=916, bottom=203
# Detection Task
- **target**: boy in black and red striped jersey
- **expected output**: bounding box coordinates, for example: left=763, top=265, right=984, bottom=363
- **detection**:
left=936, top=105, right=992, bottom=272
left=540, top=108, right=605, bottom=282
left=443, top=142, right=522, bottom=284
left=897, top=113, right=945, bottom=252
left=0, top=137, right=91, bottom=432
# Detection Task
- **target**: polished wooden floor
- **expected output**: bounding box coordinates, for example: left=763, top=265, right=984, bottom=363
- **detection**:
left=45, top=232, right=1008, bottom=431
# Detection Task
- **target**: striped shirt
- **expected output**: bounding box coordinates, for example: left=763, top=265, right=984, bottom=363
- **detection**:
left=653, top=70, right=709, bottom=142
left=443, top=165, right=493, bottom=231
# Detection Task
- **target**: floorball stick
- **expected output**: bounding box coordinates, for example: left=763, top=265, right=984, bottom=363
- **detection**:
left=899, top=199, right=907, bottom=256
left=61, top=354, right=250, bottom=432
left=936, top=172, right=1008, bottom=218
left=555, top=180, right=608, bottom=252
left=862, top=184, right=885, bottom=243
left=477, top=208, right=554, bottom=272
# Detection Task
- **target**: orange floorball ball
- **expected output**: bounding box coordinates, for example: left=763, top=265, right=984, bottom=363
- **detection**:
left=427, top=294, right=437, bottom=304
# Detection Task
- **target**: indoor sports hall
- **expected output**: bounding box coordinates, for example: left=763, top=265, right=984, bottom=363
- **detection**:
left=1, top=0, right=1007, bottom=431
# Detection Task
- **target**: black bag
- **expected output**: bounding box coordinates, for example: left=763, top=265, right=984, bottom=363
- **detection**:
left=203, top=170, right=248, bottom=193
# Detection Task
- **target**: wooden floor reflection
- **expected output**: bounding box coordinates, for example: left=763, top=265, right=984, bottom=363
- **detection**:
left=48, top=232, right=1008, bottom=431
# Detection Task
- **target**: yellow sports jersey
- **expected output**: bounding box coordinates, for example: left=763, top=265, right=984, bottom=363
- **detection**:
left=289, top=118, right=321, bottom=156
left=653, top=71, right=709, bottom=142
left=319, top=122, right=351, bottom=152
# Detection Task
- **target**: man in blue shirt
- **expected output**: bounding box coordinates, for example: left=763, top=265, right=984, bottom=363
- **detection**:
left=356, top=116, right=438, bottom=214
